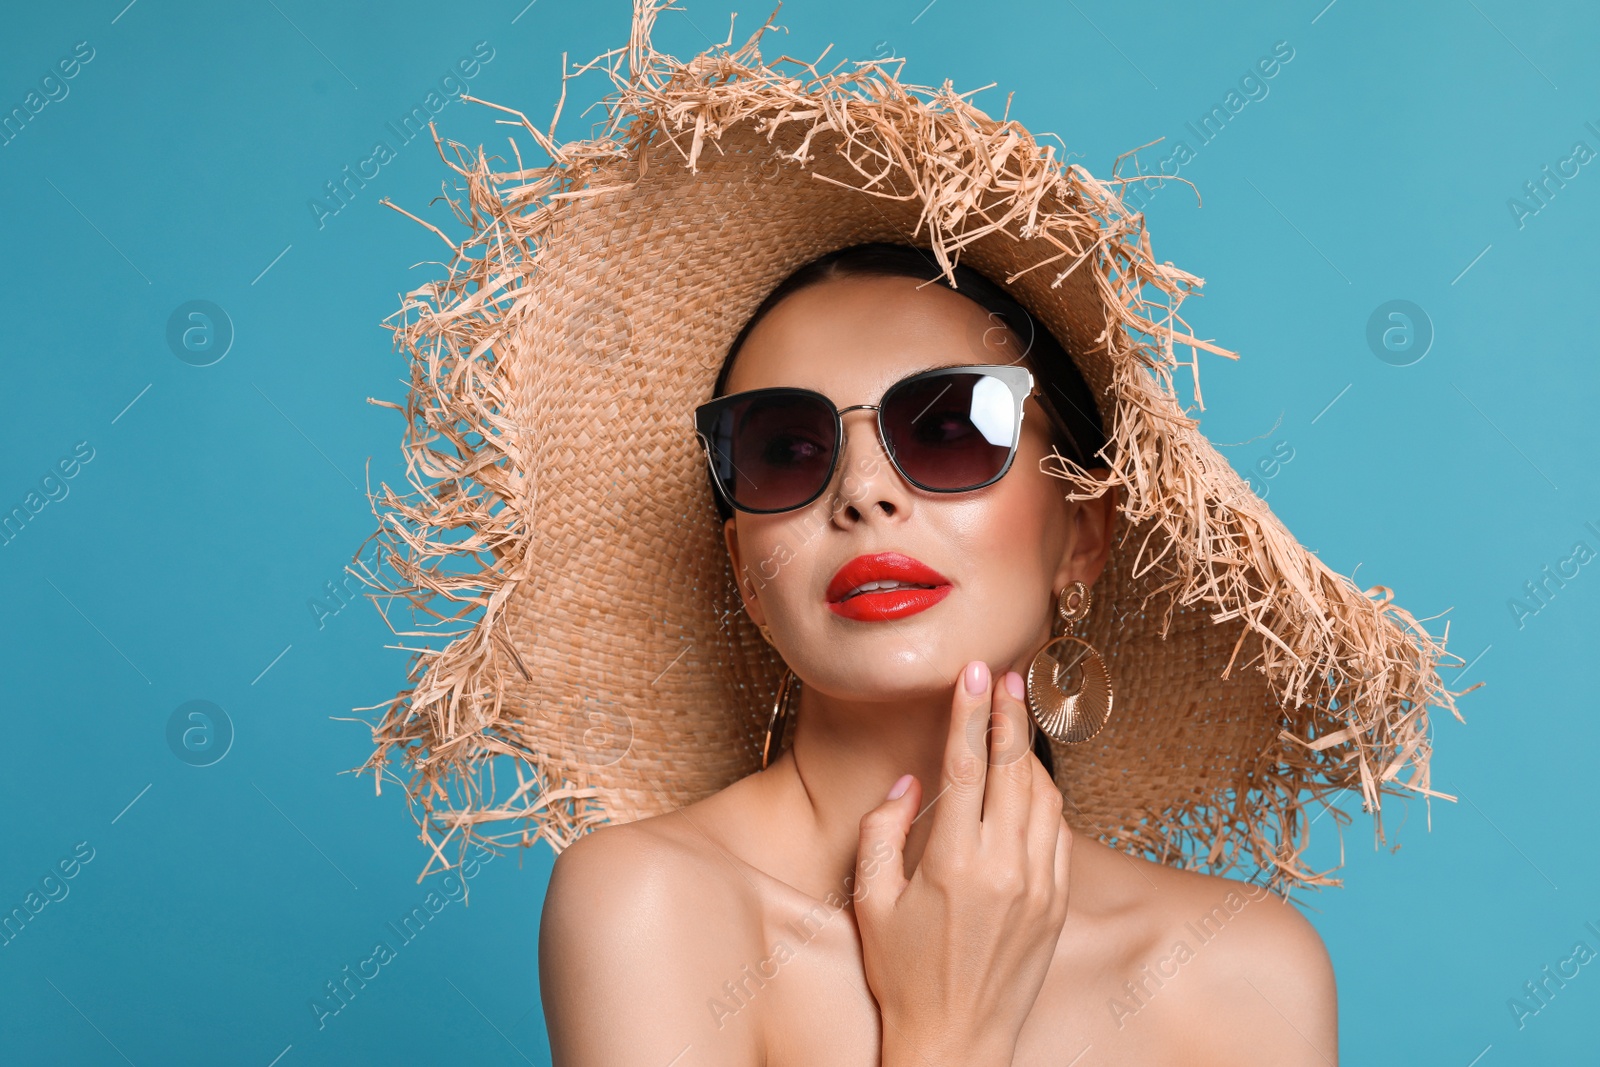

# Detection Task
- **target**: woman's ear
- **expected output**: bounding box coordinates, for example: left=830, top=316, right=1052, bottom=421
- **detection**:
left=723, top=516, right=768, bottom=628
left=1052, top=469, right=1118, bottom=592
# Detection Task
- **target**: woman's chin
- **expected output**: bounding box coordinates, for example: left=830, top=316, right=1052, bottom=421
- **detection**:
left=790, top=648, right=981, bottom=700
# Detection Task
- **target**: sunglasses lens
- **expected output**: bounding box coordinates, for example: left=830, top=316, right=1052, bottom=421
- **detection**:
left=882, top=371, right=1018, bottom=491
left=703, top=392, right=837, bottom=512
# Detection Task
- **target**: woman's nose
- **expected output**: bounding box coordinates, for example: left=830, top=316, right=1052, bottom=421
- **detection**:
left=828, top=408, right=912, bottom=523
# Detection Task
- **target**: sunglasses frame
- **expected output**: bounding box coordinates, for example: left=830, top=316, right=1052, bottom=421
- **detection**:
left=694, top=362, right=1068, bottom=515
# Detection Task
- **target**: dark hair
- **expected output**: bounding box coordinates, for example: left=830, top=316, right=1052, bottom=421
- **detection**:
left=709, top=243, right=1110, bottom=777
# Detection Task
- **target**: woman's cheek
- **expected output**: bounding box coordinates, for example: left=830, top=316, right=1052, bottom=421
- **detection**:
left=966, top=484, right=1054, bottom=561
left=746, top=527, right=811, bottom=627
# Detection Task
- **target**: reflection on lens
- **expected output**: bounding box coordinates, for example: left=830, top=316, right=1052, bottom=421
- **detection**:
left=884, top=372, right=1014, bottom=490
left=968, top=375, right=1015, bottom=446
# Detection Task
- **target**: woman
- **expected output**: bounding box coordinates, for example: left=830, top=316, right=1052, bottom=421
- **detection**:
left=537, top=244, right=1337, bottom=1065
left=361, top=4, right=1463, bottom=1064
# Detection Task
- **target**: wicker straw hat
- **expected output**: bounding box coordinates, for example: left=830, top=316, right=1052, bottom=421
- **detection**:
left=359, top=0, right=1470, bottom=894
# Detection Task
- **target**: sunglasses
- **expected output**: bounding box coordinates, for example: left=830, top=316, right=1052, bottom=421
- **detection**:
left=695, top=363, right=1069, bottom=515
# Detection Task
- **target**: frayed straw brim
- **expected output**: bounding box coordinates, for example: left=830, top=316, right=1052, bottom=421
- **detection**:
left=353, top=0, right=1474, bottom=895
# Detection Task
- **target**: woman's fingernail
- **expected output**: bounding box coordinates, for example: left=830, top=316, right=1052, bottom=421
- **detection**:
left=1003, top=671, right=1025, bottom=700
left=964, top=660, right=989, bottom=695
left=887, top=773, right=913, bottom=800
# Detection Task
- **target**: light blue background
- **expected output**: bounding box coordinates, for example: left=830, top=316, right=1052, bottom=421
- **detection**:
left=2, top=1, right=1595, bottom=1063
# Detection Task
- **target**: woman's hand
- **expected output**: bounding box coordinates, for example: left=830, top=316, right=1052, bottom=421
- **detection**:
left=854, top=660, right=1073, bottom=1067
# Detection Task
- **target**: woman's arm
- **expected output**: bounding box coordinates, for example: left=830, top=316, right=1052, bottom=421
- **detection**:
left=539, top=824, right=763, bottom=1067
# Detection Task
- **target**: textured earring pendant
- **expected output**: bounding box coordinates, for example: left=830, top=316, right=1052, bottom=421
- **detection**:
left=761, top=668, right=800, bottom=769
left=1025, top=582, right=1114, bottom=745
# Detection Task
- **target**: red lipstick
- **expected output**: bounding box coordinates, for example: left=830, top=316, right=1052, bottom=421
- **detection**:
left=826, top=552, right=952, bottom=622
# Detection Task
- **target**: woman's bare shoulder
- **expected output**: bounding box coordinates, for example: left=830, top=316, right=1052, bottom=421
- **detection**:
left=1153, top=863, right=1332, bottom=974
left=542, top=808, right=761, bottom=944
left=539, top=810, right=769, bottom=1064
left=1105, top=852, right=1339, bottom=1064
left=1072, top=836, right=1333, bottom=972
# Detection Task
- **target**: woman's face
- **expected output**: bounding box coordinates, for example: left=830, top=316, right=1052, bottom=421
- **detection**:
left=722, top=273, right=1115, bottom=700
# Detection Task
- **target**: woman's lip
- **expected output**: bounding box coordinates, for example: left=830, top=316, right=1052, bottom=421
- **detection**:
left=826, top=552, right=952, bottom=604
left=828, top=585, right=953, bottom=622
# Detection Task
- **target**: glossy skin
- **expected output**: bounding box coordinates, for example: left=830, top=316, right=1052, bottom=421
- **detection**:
left=540, top=275, right=1339, bottom=1065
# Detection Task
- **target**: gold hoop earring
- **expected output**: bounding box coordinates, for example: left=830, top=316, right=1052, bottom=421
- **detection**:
left=1025, top=581, right=1114, bottom=745
left=762, top=668, right=799, bottom=769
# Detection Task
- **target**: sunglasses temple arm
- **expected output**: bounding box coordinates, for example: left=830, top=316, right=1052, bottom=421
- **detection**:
left=1030, top=384, right=1090, bottom=467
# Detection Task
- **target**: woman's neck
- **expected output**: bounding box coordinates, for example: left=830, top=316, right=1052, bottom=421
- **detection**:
left=757, top=686, right=961, bottom=901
